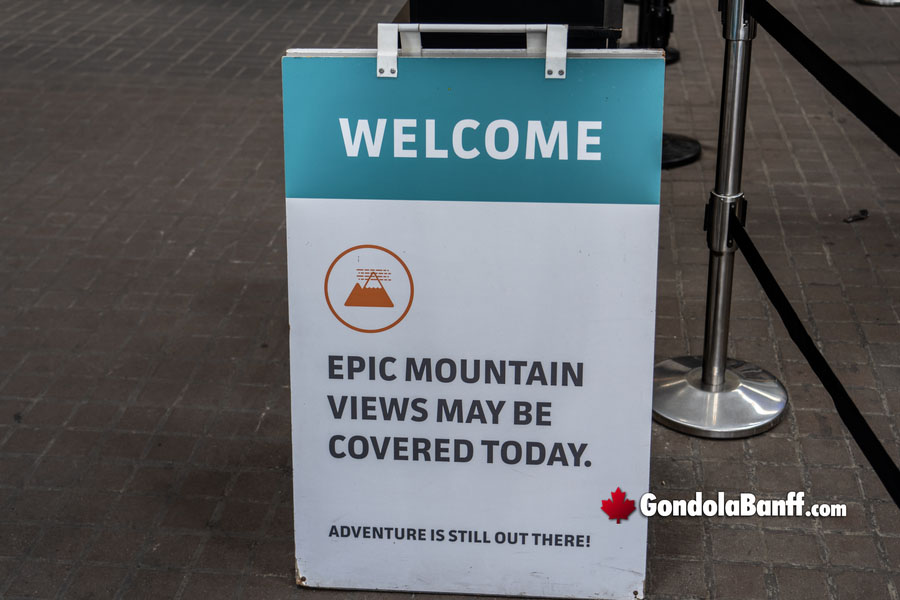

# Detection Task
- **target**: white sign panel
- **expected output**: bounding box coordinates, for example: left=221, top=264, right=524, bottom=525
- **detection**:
left=283, top=46, right=664, bottom=599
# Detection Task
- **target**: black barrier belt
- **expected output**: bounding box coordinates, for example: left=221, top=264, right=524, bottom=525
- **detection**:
left=749, top=0, right=900, bottom=156
left=730, top=214, right=900, bottom=508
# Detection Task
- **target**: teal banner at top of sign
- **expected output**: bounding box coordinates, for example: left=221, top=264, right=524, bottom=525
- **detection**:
left=283, top=55, right=664, bottom=204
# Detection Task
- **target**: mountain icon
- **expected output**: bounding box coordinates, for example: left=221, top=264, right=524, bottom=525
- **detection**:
left=344, top=273, right=394, bottom=307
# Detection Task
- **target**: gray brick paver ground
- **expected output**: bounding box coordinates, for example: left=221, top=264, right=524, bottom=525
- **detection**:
left=1, top=0, right=898, bottom=598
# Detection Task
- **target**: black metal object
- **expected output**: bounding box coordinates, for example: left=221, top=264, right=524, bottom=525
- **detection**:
left=404, top=0, right=623, bottom=48
left=637, top=0, right=673, bottom=52
left=662, top=133, right=702, bottom=169
left=626, top=0, right=679, bottom=64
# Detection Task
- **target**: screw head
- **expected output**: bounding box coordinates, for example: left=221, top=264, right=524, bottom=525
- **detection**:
left=390, top=68, right=395, bottom=74
left=558, top=69, right=564, bottom=76
left=547, top=69, right=553, bottom=75
left=378, top=68, right=384, bottom=74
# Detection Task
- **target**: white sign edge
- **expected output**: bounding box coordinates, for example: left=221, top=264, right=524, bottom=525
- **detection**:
left=284, top=48, right=665, bottom=59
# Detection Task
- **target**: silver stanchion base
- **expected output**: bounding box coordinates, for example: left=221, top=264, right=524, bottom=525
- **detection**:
left=652, top=356, right=788, bottom=439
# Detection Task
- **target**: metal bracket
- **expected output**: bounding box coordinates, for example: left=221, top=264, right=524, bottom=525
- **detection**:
left=377, top=23, right=399, bottom=78
left=376, top=23, right=568, bottom=79
left=704, top=192, right=746, bottom=253
left=545, top=24, right=568, bottom=78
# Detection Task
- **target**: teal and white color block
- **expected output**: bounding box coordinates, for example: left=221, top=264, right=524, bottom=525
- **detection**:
left=284, top=55, right=663, bottom=204
left=284, top=44, right=664, bottom=599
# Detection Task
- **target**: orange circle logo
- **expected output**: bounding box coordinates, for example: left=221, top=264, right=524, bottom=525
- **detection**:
left=324, top=245, right=414, bottom=333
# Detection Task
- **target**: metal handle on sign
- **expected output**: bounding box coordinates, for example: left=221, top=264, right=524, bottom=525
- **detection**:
left=376, top=23, right=568, bottom=79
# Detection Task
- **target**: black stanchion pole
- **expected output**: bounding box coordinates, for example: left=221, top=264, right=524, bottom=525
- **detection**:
left=635, top=0, right=680, bottom=64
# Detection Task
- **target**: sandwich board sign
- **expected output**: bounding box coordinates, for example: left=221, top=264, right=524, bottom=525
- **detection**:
left=283, top=24, right=664, bottom=599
